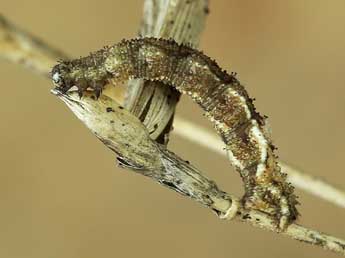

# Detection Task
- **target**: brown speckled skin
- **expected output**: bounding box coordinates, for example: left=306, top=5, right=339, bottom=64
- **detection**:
left=52, top=37, right=298, bottom=228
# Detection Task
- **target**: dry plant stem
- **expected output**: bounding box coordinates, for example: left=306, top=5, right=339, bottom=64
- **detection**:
left=0, top=15, right=68, bottom=77
left=52, top=90, right=345, bottom=256
left=174, top=117, right=345, bottom=209
left=1, top=12, right=345, bottom=255
left=52, top=90, right=236, bottom=219
left=124, top=0, right=208, bottom=143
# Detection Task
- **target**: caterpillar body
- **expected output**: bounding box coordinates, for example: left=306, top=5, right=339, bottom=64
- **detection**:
left=51, top=37, right=298, bottom=228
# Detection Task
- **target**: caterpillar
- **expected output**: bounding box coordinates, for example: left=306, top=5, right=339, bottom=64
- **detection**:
left=51, top=37, right=298, bottom=229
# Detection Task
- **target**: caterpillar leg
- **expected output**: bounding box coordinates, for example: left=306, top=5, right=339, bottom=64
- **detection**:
left=243, top=182, right=298, bottom=230
left=92, top=82, right=105, bottom=99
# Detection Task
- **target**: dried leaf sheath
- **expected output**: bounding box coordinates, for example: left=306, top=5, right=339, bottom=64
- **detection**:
left=51, top=37, right=298, bottom=228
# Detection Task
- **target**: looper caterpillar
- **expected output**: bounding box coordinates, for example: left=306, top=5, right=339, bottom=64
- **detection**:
left=51, top=37, right=299, bottom=229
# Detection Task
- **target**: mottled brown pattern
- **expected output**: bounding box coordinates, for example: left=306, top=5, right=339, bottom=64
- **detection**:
left=51, top=37, right=298, bottom=229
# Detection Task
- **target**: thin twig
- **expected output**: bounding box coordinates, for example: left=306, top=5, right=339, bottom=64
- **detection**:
left=0, top=14, right=68, bottom=77
left=173, top=117, right=345, bottom=209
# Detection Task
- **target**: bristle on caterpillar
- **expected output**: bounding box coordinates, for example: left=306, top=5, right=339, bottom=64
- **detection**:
left=51, top=37, right=299, bottom=229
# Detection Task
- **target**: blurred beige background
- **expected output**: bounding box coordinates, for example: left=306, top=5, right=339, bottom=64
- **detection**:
left=1, top=1, right=345, bottom=257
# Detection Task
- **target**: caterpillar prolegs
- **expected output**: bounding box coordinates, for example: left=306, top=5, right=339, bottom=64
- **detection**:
left=51, top=37, right=299, bottom=229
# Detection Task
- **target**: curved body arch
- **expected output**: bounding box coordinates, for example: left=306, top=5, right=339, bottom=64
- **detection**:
left=52, top=37, right=298, bottom=228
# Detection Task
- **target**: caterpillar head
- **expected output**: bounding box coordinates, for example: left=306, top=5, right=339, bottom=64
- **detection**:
left=51, top=62, right=74, bottom=93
